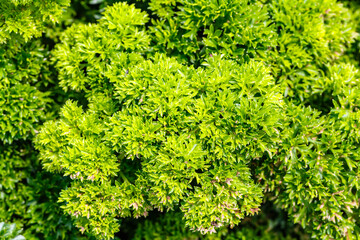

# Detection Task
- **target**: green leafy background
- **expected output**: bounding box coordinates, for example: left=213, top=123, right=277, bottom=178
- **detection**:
left=1, top=0, right=360, bottom=239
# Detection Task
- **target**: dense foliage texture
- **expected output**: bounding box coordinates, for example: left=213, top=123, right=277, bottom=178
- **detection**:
left=0, top=1, right=91, bottom=239
left=0, top=0, right=70, bottom=44
left=37, top=53, right=283, bottom=238
left=1, top=0, right=360, bottom=239
left=0, top=222, right=24, bottom=240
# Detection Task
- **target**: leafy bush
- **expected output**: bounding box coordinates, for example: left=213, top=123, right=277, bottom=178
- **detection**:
left=148, top=0, right=357, bottom=102
left=0, top=141, right=93, bottom=240
left=0, top=0, right=70, bottom=44
left=36, top=53, right=283, bottom=238
left=132, top=205, right=305, bottom=240
left=0, top=1, right=94, bottom=240
left=0, top=41, right=54, bottom=143
left=1, top=0, right=360, bottom=239
left=0, top=222, right=24, bottom=240
left=341, top=0, right=360, bottom=66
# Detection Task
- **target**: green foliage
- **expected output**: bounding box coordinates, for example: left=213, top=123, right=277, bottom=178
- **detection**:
left=52, top=2, right=149, bottom=93
left=33, top=0, right=360, bottom=239
left=133, top=210, right=302, bottom=240
left=0, top=0, right=70, bottom=44
left=148, top=0, right=274, bottom=64
left=0, top=222, right=24, bottom=240
left=1, top=1, right=96, bottom=240
left=36, top=52, right=284, bottom=238
left=0, top=40, right=54, bottom=143
left=147, top=0, right=357, bottom=102
left=267, top=0, right=356, bottom=100
left=0, top=141, right=91, bottom=240
left=257, top=106, right=360, bottom=239
left=256, top=64, right=360, bottom=239
left=0, top=83, right=50, bottom=143
left=1, top=0, right=360, bottom=239
left=341, top=0, right=360, bottom=66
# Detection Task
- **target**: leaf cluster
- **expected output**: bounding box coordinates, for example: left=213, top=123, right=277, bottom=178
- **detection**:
left=0, top=222, right=24, bottom=240
left=36, top=51, right=284, bottom=238
left=1, top=0, right=360, bottom=239
left=33, top=0, right=360, bottom=239
left=0, top=0, right=70, bottom=44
